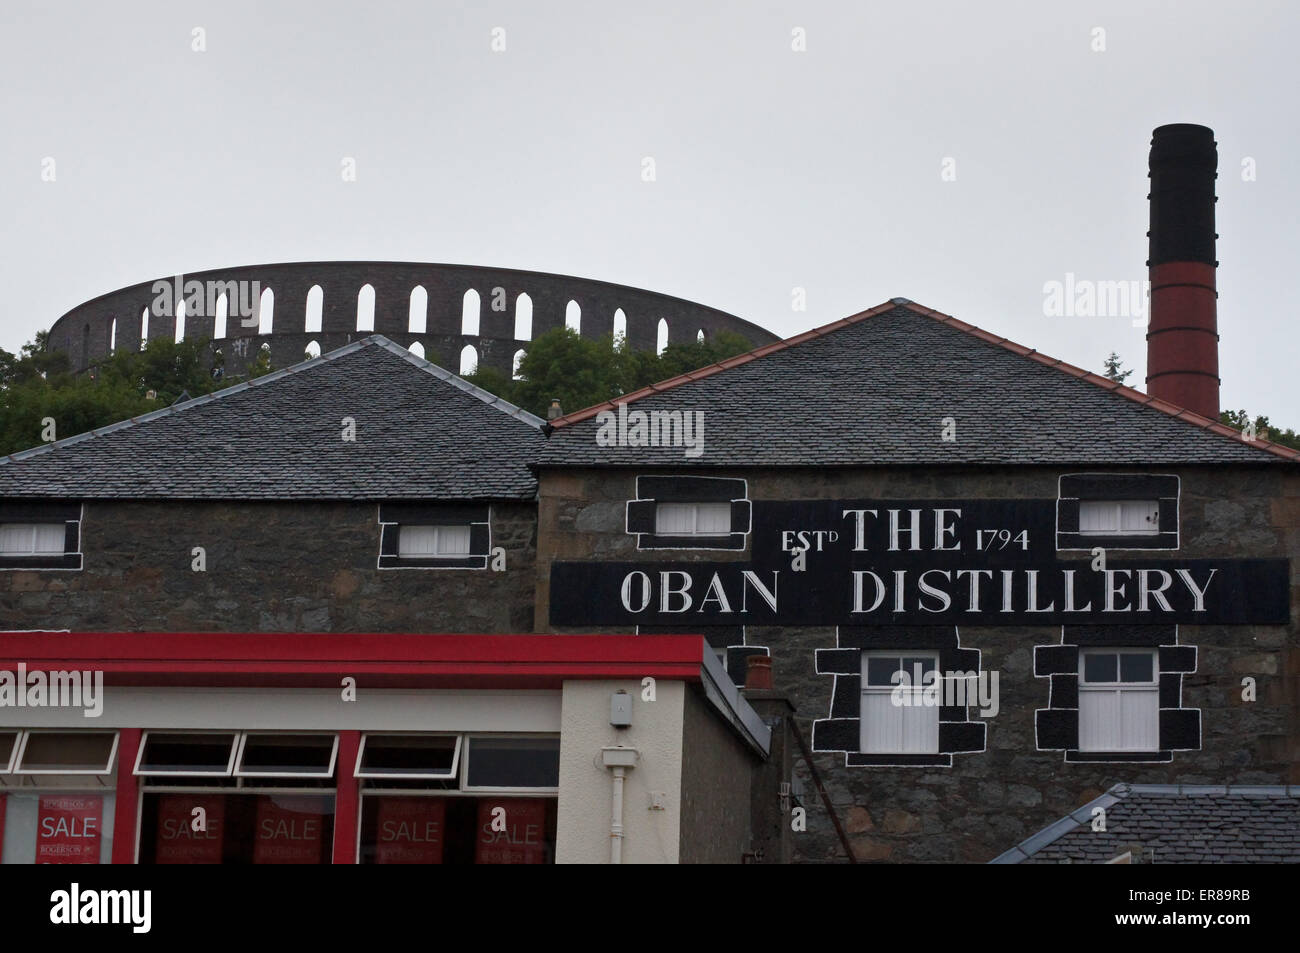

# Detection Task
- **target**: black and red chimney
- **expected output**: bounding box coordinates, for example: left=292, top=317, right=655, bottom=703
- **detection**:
left=1145, top=123, right=1220, bottom=419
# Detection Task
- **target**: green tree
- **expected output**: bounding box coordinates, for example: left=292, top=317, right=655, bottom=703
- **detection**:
left=1102, top=351, right=1133, bottom=385
left=1219, top=408, right=1300, bottom=451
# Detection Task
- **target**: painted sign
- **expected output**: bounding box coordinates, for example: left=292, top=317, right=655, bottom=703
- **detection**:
left=550, top=500, right=1290, bottom=625
left=476, top=799, right=547, bottom=864
left=35, top=795, right=102, bottom=864
left=154, top=795, right=225, bottom=864
left=253, top=796, right=327, bottom=864
left=374, top=797, right=445, bottom=864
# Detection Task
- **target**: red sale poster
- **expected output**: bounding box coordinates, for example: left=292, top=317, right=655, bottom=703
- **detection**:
left=154, top=795, right=225, bottom=864
left=374, top=797, right=445, bottom=864
left=36, top=795, right=102, bottom=864
left=252, top=796, right=327, bottom=864
left=475, top=798, right=547, bottom=864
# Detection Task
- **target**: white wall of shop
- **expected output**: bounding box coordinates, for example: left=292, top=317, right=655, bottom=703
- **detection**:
left=555, top=679, right=685, bottom=864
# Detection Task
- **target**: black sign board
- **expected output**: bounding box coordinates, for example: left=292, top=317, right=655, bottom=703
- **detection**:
left=549, top=499, right=1291, bottom=626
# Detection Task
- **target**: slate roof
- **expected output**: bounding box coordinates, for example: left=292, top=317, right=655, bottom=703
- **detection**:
left=542, top=299, right=1300, bottom=467
left=0, top=336, right=544, bottom=500
left=990, top=784, right=1300, bottom=864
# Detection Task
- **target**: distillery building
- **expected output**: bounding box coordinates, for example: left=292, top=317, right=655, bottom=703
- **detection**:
left=1, top=123, right=1296, bottom=863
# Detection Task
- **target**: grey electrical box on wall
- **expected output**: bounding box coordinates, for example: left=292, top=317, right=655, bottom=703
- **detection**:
left=611, top=691, right=632, bottom=727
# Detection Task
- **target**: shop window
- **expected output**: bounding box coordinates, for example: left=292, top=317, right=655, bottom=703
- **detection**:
left=135, top=731, right=238, bottom=777
left=234, top=733, right=338, bottom=778
left=1078, top=649, right=1159, bottom=752
left=358, top=795, right=556, bottom=864
left=859, top=652, right=940, bottom=755
left=138, top=793, right=334, bottom=865
left=1, top=792, right=116, bottom=864
left=0, top=502, right=81, bottom=570
left=356, top=734, right=461, bottom=780
left=464, top=736, right=560, bottom=790
left=377, top=503, right=491, bottom=569
left=14, top=731, right=118, bottom=775
left=1057, top=474, right=1178, bottom=549
left=0, top=730, right=19, bottom=772
left=626, top=476, right=750, bottom=551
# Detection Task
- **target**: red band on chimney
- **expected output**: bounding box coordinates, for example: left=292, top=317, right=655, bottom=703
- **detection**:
left=1147, top=261, right=1219, bottom=419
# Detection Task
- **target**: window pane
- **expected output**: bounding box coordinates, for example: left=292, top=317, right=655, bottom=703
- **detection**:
left=1120, top=653, right=1154, bottom=683
left=1083, top=653, right=1118, bottom=683
left=138, top=732, right=237, bottom=775
left=237, top=734, right=336, bottom=776
left=902, top=656, right=937, bottom=681
left=695, top=502, right=732, bottom=534
left=358, top=735, right=459, bottom=777
left=1119, top=501, right=1159, bottom=533
left=865, top=656, right=901, bottom=687
left=398, top=525, right=438, bottom=556
left=466, top=737, right=560, bottom=788
left=33, top=523, right=66, bottom=553
left=17, top=732, right=116, bottom=773
left=655, top=503, right=695, bottom=535
left=1079, top=502, right=1119, bottom=533
left=435, top=525, right=472, bottom=556
left=0, top=731, right=17, bottom=771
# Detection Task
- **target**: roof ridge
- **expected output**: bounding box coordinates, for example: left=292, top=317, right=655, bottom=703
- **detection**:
left=1, top=335, right=542, bottom=466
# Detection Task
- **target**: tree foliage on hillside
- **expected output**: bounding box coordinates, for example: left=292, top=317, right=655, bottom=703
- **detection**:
left=1219, top=408, right=1300, bottom=451
left=465, top=327, right=755, bottom=418
left=0, top=335, right=266, bottom=455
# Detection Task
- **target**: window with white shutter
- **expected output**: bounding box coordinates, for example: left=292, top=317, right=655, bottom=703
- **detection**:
left=0, top=523, right=66, bottom=555
left=654, top=502, right=732, bottom=537
left=0, top=503, right=81, bottom=569
left=378, top=503, right=491, bottom=569
left=1078, top=649, right=1159, bottom=752
left=859, top=652, right=940, bottom=754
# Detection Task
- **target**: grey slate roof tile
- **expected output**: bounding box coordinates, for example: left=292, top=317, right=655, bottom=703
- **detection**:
left=0, top=336, right=544, bottom=501
left=543, top=304, right=1299, bottom=467
left=993, top=784, right=1300, bottom=864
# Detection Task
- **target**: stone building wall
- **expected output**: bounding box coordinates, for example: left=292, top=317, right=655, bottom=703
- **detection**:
left=534, top=464, right=1300, bottom=862
left=0, top=500, right=537, bottom=634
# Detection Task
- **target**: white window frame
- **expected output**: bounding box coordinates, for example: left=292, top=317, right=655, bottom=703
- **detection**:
left=132, top=730, right=240, bottom=778
left=460, top=734, right=562, bottom=794
left=654, top=501, right=732, bottom=537
left=233, top=732, right=340, bottom=779
left=397, top=524, right=474, bottom=558
left=1078, top=649, right=1160, bottom=752
left=12, top=729, right=120, bottom=775
left=0, top=522, right=67, bottom=556
left=0, top=730, right=21, bottom=773
left=1077, top=500, right=1160, bottom=536
left=859, top=652, right=941, bottom=755
left=354, top=733, right=462, bottom=780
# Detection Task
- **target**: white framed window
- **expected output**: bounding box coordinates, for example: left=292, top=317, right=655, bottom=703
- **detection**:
left=1078, top=649, right=1159, bottom=752
left=859, top=652, right=940, bottom=755
left=356, top=734, right=461, bottom=780
left=234, top=733, right=338, bottom=778
left=1078, top=500, right=1159, bottom=536
left=463, top=736, right=561, bottom=792
left=654, top=502, right=732, bottom=536
left=0, top=730, right=19, bottom=773
left=0, top=523, right=65, bottom=555
left=134, top=731, right=239, bottom=777
left=397, top=524, right=473, bottom=558
left=13, top=730, right=119, bottom=775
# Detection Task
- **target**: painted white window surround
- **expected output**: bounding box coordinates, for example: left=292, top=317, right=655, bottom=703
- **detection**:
left=397, top=524, right=472, bottom=557
left=654, top=502, right=731, bottom=536
left=0, top=523, right=65, bottom=555
left=1078, top=649, right=1159, bottom=752
left=859, top=652, right=940, bottom=755
left=1078, top=500, right=1159, bottom=535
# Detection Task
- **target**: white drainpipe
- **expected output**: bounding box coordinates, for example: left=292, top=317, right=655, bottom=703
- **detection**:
left=600, top=747, right=639, bottom=864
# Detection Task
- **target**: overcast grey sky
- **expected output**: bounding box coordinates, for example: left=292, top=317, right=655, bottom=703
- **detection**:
left=2, top=0, right=1296, bottom=422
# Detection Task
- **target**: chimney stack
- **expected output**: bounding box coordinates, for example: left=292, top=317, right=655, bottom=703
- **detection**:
left=1146, top=123, right=1220, bottom=419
